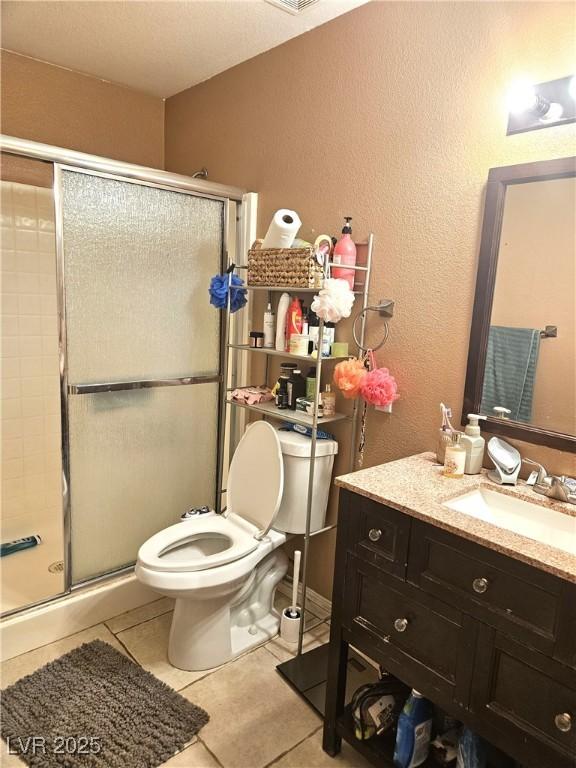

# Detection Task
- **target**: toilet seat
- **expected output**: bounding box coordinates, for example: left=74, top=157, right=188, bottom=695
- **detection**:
left=137, top=422, right=284, bottom=573
left=137, top=513, right=259, bottom=572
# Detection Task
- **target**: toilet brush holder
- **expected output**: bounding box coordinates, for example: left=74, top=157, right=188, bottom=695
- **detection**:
left=280, top=607, right=301, bottom=644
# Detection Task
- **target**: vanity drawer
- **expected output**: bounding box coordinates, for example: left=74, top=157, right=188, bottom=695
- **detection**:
left=342, top=490, right=410, bottom=579
left=343, top=554, right=475, bottom=708
left=472, top=625, right=576, bottom=768
left=407, top=520, right=565, bottom=655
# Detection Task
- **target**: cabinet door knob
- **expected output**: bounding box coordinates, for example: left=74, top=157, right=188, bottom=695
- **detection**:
left=368, top=528, right=382, bottom=542
left=472, top=577, right=489, bottom=594
left=394, top=618, right=408, bottom=633
left=555, top=713, right=572, bottom=733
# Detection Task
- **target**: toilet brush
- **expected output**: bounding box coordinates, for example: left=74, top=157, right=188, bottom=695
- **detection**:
left=280, top=550, right=301, bottom=643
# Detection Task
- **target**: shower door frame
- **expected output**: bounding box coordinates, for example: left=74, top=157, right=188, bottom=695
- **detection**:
left=0, top=135, right=252, bottom=613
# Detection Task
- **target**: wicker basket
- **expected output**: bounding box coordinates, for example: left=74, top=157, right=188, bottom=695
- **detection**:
left=247, top=244, right=324, bottom=289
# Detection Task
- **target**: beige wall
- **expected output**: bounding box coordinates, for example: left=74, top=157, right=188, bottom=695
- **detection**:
left=165, top=0, right=576, bottom=597
left=490, top=177, right=576, bottom=434
left=1, top=51, right=165, bottom=168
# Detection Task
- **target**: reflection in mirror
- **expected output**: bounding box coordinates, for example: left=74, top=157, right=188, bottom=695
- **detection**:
left=479, top=177, right=575, bottom=435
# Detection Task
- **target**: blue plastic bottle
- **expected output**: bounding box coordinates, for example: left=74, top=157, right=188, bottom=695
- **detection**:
left=393, top=689, right=433, bottom=768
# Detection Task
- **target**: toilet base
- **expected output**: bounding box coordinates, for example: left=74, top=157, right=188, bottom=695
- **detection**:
left=167, top=547, right=288, bottom=671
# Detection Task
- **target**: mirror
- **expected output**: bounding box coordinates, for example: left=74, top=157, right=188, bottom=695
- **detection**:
left=464, top=156, right=576, bottom=451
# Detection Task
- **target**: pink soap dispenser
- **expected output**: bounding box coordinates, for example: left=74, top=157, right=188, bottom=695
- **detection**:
left=331, top=217, right=357, bottom=290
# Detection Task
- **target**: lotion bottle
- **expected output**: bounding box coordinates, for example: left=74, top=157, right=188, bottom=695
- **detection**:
left=331, top=217, right=357, bottom=289
left=275, top=293, right=290, bottom=352
left=443, top=432, right=465, bottom=478
left=461, top=414, right=487, bottom=475
left=263, top=302, right=275, bottom=348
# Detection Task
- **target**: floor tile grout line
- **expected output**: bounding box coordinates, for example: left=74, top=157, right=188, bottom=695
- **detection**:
left=262, top=724, right=324, bottom=768
left=111, top=632, right=142, bottom=666
left=197, top=734, right=226, bottom=768
left=113, top=607, right=175, bottom=638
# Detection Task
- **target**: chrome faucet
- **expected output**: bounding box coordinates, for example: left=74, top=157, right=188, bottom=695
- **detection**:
left=487, top=441, right=576, bottom=504
left=525, top=461, right=576, bottom=505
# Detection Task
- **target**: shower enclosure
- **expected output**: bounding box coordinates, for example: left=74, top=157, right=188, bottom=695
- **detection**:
left=1, top=136, right=250, bottom=616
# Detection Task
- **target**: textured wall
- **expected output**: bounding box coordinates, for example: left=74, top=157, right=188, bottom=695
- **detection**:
left=165, top=1, right=576, bottom=597
left=1, top=51, right=165, bottom=167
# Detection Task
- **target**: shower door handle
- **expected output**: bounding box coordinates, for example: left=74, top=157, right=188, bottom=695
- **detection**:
left=68, top=374, right=221, bottom=395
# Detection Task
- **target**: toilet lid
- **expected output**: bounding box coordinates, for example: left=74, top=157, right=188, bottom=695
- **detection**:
left=227, top=421, right=284, bottom=538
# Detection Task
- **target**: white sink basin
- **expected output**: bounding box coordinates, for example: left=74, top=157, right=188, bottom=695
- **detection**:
left=443, top=487, right=576, bottom=556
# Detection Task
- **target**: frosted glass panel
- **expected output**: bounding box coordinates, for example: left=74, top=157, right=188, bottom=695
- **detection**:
left=61, top=170, right=223, bottom=384
left=69, top=384, right=218, bottom=582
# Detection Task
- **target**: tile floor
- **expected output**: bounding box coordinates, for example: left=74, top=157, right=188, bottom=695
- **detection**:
left=1, top=591, right=371, bottom=768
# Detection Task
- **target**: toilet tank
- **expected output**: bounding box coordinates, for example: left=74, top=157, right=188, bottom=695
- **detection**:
left=273, top=429, right=338, bottom=534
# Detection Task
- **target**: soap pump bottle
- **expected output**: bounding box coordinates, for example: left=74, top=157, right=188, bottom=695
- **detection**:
left=461, top=414, right=487, bottom=475
left=436, top=403, right=455, bottom=465
left=331, top=217, right=357, bottom=290
left=443, top=432, right=465, bottom=479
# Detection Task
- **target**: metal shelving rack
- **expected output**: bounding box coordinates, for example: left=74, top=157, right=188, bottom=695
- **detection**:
left=217, top=235, right=375, bottom=711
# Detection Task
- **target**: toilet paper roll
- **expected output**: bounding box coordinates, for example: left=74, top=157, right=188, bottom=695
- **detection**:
left=262, top=209, right=302, bottom=249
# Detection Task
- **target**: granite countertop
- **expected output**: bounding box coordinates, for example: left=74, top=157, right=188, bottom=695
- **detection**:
left=336, top=452, right=576, bottom=583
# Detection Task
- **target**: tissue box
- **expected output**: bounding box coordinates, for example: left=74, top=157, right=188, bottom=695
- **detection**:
left=296, top=397, right=323, bottom=416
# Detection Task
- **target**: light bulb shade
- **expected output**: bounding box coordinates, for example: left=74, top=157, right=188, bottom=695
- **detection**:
left=507, top=80, right=538, bottom=113
left=506, top=74, right=575, bottom=135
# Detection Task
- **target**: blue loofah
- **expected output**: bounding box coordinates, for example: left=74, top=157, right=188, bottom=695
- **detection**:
left=209, top=270, right=247, bottom=313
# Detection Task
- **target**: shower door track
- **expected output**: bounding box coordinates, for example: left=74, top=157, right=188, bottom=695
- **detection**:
left=1, top=135, right=251, bottom=610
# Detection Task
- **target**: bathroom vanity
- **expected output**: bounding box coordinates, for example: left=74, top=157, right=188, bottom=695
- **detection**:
left=323, top=453, right=576, bottom=768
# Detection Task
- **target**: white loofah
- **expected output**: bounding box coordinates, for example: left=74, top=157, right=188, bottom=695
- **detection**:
left=311, top=278, right=355, bottom=323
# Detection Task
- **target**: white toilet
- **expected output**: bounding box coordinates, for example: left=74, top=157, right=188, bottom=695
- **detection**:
left=135, top=421, right=337, bottom=671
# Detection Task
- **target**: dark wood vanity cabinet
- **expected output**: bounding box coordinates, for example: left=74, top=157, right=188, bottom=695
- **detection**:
left=323, top=489, right=576, bottom=768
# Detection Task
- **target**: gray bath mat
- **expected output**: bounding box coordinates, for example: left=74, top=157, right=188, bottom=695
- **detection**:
left=1, top=639, right=209, bottom=767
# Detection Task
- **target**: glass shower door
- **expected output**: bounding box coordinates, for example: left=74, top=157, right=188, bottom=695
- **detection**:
left=58, top=167, right=224, bottom=583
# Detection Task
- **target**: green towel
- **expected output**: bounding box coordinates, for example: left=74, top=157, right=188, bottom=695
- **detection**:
left=480, top=326, right=540, bottom=423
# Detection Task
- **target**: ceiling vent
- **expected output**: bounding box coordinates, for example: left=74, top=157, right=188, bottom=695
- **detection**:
left=265, top=0, right=320, bottom=15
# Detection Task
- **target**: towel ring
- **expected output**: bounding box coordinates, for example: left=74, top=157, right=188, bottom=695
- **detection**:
left=352, top=306, right=391, bottom=353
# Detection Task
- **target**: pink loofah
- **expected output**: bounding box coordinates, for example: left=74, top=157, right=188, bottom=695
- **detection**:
left=359, top=367, right=399, bottom=407
left=333, top=358, right=367, bottom=399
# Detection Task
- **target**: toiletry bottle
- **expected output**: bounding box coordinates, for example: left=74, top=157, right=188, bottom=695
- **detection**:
left=331, top=217, right=357, bottom=290
left=436, top=403, right=455, bottom=464
left=0, top=534, right=42, bottom=558
left=443, top=432, right=466, bottom=478
left=321, top=384, right=336, bottom=417
left=308, top=308, right=319, bottom=354
left=393, top=689, right=433, bottom=768
left=461, top=414, right=487, bottom=475
left=287, top=369, right=306, bottom=410
left=285, top=297, right=303, bottom=351
left=301, top=305, right=309, bottom=335
left=263, top=302, right=275, bottom=348
left=306, top=367, right=317, bottom=399
left=275, top=293, right=290, bottom=352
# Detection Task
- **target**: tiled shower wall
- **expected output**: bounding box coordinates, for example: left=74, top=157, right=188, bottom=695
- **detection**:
left=1, top=181, right=64, bottom=612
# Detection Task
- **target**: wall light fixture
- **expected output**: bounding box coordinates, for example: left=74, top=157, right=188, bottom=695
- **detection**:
left=506, top=75, right=576, bottom=134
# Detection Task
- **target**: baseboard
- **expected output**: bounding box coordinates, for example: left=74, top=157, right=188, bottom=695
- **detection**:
left=277, top=577, right=332, bottom=618
left=0, top=572, right=156, bottom=661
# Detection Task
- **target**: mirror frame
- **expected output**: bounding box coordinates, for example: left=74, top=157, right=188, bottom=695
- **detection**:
left=463, top=155, right=576, bottom=452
